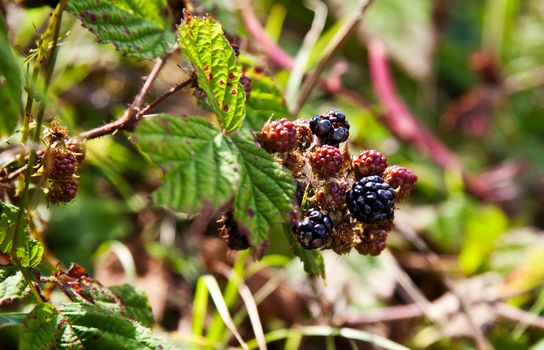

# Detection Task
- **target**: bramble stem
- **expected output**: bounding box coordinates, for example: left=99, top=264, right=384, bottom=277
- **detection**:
left=11, top=0, right=67, bottom=304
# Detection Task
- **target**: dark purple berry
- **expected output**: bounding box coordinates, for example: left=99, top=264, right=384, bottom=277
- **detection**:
left=294, top=208, right=333, bottom=250
left=308, top=110, right=350, bottom=146
left=46, top=148, right=76, bottom=180
left=346, top=175, right=395, bottom=224
left=47, top=178, right=79, bottom=204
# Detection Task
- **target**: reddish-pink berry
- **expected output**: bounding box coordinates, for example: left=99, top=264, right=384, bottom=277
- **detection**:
left=383, top=165, right=417, bottom=200
left=352, top=150, right=388, bottom=178
left=257, top=118, right=298, bottom=152
left=309, top=145, right=343, bottom=176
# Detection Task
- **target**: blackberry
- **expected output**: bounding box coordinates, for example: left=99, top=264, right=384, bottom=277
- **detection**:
left=218, top=211, right=250, bottom=250
left=383, top=165, right=417, bottom=200
left=346, top=175, right=395, bottom=224
left=355, top=228, right=388, bottom=256
left=47, top=178, right=79, bottom=204
left=257, top=118, right=298, bottom=153
left=309, top=110, right=350, bottom=146
left=352, top=150, right=388, bottom=178
left=45, top=148, right=77, bottom=180
left=294, top=208, right=333, bottom=250
left=309, top=145, right=343, bottom=176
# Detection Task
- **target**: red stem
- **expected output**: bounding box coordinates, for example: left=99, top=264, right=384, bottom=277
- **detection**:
left=367, top=39, right=459, bottom=170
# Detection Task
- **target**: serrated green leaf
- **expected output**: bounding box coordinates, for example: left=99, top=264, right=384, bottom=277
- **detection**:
left=0, top=267, right=29, bottom=305
left=94, top=284, right=154, bottom=327
left=134, top=115, right=236, bottom=214
left=230, top=133, right=295, bottom=245
left=244, top=67, right=289, bottom=131
left=0, top=202, right=43, bottom=268
left=0, top=17, right=22, bottom=136
left=66, top=0, right=176, bottom=60
left=283, top=229, right=325, bottom=277
left=21, top=303, right=176, bottom=350
left=178, top=16, right=246, bottom=131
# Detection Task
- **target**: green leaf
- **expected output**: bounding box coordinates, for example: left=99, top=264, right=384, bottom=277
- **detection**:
left=283, top=229, right=325, bottom=277
left=230, top=133, right=295, bottom=245
left=0, top=312, right=27, bottom=329
left=0, top=267, right=29, bottom=305
left=93, top=284, right=154, bottom=327
left=178, top=15, right=246, bottom=131
left=133, top=115, right=237, bottom=214
left=244, top=67, right=289, bottom=131
left=459, top=205, right=508, bottom=275
left=21, top=303, right=176, bottom=350
left=0, top=202, right=43, bottom=268
left=66, top=0, right=176, bottom=60
left=0, top=17, right=22, bottom=136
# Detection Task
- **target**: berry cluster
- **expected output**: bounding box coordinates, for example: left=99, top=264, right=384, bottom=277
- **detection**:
left=44, top=126, right=86, bottom=204
left=253, top=110, right=417, bottom=256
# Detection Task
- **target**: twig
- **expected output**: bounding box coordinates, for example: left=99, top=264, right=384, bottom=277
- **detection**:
left=80, top=53, right=174, bottom=140
left=285, top=0, right=327, bottom=113
left=293, top=0, right=375, bottom=115
left=367, top=39, right=459, bottom=170
left=495, top=303, right=544, bottom=331
left=137, top=77, right=196, bottom=116
left=394, top=218, right=493, bottom=350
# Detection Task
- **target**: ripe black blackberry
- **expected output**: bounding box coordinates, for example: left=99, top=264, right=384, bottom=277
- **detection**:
left=309, top=110, right=350, bottom=146
left=47, top=177, right=79, bottom=204
left=352, top=150, right=388, bottom=178
left=46, top=148, right=77, bottom=180
left=294, top=208, right=333, bottom=250
left=218, top=211, right=249, bottom=250
left=309, top=145, right=343, bottom=176
left=346, top=175, right=396, bottom=224
left=257, top=118, right=298, bottom=153
left=383, top=165, right=417, bottom=200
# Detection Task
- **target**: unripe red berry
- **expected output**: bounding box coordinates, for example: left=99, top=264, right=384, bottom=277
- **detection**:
left=257, top=118, right=298, bottom=153
left=309, top=145, right=343, bottom=176
left=352, top=150, right=388, bottom=178
left=355, top=228, right=388, bottom=256
left=47, top=178, right=79, bottom=204
left=45, top=148, right=76, bottom=180
left=66, top=138, right=86, bottom=165
left=383, top=165, right=417, bottom=200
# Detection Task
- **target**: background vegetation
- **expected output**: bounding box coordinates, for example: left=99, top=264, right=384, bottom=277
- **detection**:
left=1, top=0, right=544, bottom=349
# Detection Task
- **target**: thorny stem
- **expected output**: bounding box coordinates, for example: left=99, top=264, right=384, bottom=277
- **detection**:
left=11, top=0, right=68, bottom=304
left=79, top=49, right=187, bottom=140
